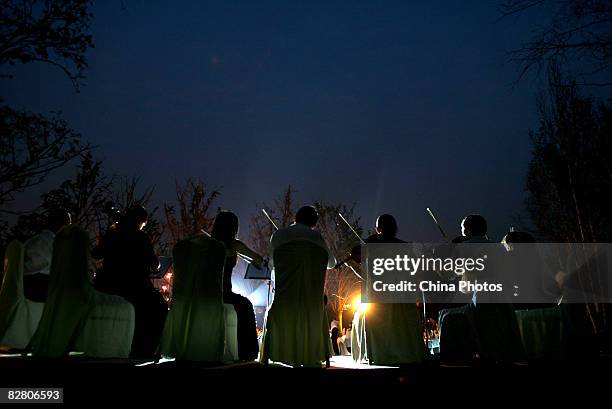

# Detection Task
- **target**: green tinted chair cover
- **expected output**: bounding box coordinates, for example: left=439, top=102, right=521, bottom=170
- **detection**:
left=515, top=306, right=565, bottom=361
left=0, top=240, right=44, bottom=349
left=160, top=235, right=238, bottom=362
left=260, top=240, right=330, bottom=367
left=30, top=225, right=135, bottom=358
left=351, top=303, right=426, bottom=365
left=515, top=304, right=598, bottom=362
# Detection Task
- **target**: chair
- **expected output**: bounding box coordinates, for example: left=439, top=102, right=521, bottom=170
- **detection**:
left=352, top=303, right=426, bottom=366
left=30, top=225, right=135, bottom=358
left=160, top=235, right=238, bottom=362
left=515, top=306, right=564, bottom=361
left=260, top=240, right=330, bottom=367
left=0, top=240, right=45, bottom=350
left=437, top=304, right=480, bottom=364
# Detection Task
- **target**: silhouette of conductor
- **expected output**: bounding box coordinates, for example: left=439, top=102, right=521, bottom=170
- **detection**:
left=92, top=205, right=167, bottom=358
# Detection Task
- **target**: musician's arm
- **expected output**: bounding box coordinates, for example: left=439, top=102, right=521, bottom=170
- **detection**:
left=233, top=240, right=264, bottom=266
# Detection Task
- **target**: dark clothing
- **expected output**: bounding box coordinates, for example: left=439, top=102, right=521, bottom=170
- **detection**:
left=364, top=234, right=405, bottom=244
left=223, top=254, right=238, bottom=296
left=331, top=328, right=341, bottom=355
left=222, top=252, right=259, bottom=361
left=23, top=273, right=49, bottom=303
left=438, top=305, right=480, bottom=363
left=438, top=237, right=525, bottom=363
left=472, top=303, right=525, bottom=363
left=92, top=228, right=158, bottom=296
left=92, top=227, right=167, bottom=358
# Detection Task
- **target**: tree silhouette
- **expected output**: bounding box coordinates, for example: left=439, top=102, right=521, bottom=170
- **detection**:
left=316, top=201, right=363, bottom=329
left=8, top=152, right=111, bottom=242
left=501, top=0, right=612, bottom=87
left=0, top=0, right=94, bottom=89
left=7, top=155, right=163, bottom=246
left=0, top=0, right=94, bottom=214
left=0, top=105, right=89, bottom=212
left=525, top=65, right=611, bottom=339
left=162, top=178, right=221, bottom=249
left=248, top=185, right=296, bottom=258
left=526, top=66, right=611, bottom=242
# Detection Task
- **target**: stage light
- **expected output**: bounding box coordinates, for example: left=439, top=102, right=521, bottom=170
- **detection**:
left=352, top=293, right=369, bottom=313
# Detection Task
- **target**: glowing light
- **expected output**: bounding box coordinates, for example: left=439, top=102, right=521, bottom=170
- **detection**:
left=161, top=285, right=168, bottom=292
left=352, top=293, right=369, bottom=313
left=164, top=272, right=173, bottom=281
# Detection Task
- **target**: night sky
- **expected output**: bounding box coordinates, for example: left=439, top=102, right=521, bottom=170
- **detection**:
left=2, top=1, right=547, bottom=242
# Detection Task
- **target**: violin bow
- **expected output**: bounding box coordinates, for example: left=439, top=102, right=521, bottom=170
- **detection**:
left=338, top=212, right=365, bottom=245
left=262, top=208, right=279, bottom=231
left=335, top=212, right=365, bottom=280
left=426, top=207, right=449, bottom=242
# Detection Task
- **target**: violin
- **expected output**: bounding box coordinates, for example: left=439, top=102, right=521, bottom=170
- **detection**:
left=334, top=233, right=380, bottom=268
left=334, top=244, right=361, bottom=268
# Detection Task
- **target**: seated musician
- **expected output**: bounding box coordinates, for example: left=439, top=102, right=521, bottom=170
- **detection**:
left=211, top=211, right=264, bottom=361
left=351, top=214, right=426, bottom=365
left=446, top=214, right=524, bottom=364
left=92, top=206, right=166, bottom=358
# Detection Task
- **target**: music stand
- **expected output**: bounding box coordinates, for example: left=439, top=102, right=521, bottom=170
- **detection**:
left=244, top=263, right=273, bottom=308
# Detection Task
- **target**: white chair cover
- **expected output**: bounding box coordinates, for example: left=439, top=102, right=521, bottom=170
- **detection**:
left=0, top=240, right=44, bottom=349
left=160, top=234, right=238, bottom=362
left=260, top=240, right=330, bottom=367
left=30, top=225, right=135, bottom=358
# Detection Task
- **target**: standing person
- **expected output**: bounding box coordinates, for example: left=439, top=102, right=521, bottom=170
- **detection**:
left=330, top=327, right=341, bottom=356
left=211, top=211, right=264, bottom=361
left=22, top=209, right=72, bottom=302
left=92, top=205, right=166, bottom=358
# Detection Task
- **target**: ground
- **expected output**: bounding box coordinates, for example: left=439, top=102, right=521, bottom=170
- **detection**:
left=2, top=353, right=611, bottom=403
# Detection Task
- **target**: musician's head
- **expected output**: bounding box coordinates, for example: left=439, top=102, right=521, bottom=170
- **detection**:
left=295, top=205, right=318, bottom=228
left=122, top=205, right=148, bottom=231
left=46, top=208, right=72, bottom=233
left=502, top=231, right=535, bottom=251
left=461, top=214, right=487, bottom=238
left=212, top=211, right=239, bottom=243
left=376, top=214, right=398, bottom=238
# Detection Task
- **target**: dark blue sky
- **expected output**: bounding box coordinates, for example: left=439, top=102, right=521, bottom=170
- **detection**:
left=3, top=0, right=547, bottom=242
